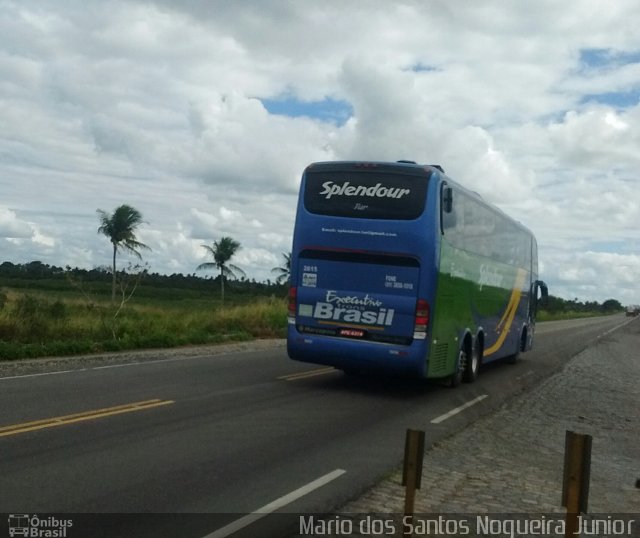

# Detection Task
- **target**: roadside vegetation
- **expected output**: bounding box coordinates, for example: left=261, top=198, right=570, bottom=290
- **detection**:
left=0, top=261, right=624, bottom=361
left=0, top=261, right=287, bottom=361
left=537, top=296, right=624, bottom=321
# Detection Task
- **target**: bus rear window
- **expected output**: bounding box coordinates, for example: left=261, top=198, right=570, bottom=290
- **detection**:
left=304, top=169, right=429, bottom=220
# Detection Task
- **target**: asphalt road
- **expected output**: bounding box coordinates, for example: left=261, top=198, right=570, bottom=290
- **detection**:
left=0, top=315, right=629, bottom=537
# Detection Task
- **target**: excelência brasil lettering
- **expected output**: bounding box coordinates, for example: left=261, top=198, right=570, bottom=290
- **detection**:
left=325, top=290, right=382, bottom=308
left=319, top=180, right=411, bottom=200
left=311, top=290, right=394, bottom=326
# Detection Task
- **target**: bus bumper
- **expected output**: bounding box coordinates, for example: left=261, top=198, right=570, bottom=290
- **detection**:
left=287, top=329, right=429, bottom=378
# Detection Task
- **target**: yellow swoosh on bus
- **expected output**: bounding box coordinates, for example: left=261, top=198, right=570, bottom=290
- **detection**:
left=484, top=268, right=527, bottom=357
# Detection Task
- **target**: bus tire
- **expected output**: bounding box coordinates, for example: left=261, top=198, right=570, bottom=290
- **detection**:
left=463, top=338, right=481, bottom=383
left=448, top=356, right=463, bottom=387
left=449, top=343, right=468, bottom=388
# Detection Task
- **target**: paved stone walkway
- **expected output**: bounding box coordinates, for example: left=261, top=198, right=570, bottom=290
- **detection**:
left=317, top=318, right=639, bottom=536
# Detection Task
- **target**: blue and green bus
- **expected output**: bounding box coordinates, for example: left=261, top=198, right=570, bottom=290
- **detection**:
left=287, top=161, right=547, bottom=385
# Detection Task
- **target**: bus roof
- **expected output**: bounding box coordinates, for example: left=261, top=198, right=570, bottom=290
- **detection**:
left=304, top=160, right=533, bottom=237
left=305, top=160, right=441, bottom=174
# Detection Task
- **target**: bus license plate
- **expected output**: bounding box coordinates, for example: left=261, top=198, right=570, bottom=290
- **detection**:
left=339, top=328, right=365, bottom=338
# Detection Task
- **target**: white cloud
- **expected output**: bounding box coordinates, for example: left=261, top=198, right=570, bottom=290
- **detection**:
left=32, top=229, right=55, bottom=248
left=0, top=207, right=55, bottom=254
left=549, top=106, right=640, bottom=167
left=188, top=208, right=219, bottom=240
left=544, top=250, right=640, bottom=304
left=0, top=207, right=33, bottom=238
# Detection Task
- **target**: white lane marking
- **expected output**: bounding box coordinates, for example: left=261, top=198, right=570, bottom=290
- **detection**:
left=91, top=363, right=134, bottom=370
left=597, top=317, right=636, bottom=339
left=92, top=356, right=190, bottom=369
left=1, top=355, right=216, bottom=380
left=201, top=469, right=347, bottom=538
left=516, top=370, right=535, bottom=381
left=0, top=369, right=85, bottom=381
left=278, top=367, right=336, bottom=381
left=430, top=394, right=488, bottom=424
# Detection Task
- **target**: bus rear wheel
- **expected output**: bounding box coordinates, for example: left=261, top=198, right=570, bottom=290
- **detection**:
left=449, top=339, right=477, bottom=387
left=448, top=349, right=464, bottom=388
left=463, top=340, right=480, bottom=383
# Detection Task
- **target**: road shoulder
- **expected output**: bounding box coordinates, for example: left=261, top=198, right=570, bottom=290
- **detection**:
left=342, top=318, right=639, bottom=515
left=0, top=338, right=286, bottom=378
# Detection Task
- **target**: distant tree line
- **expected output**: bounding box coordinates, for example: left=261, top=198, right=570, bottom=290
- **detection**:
left=0, top=260, right=288, bottom=298
left=542, top=295, right=623, bottom=314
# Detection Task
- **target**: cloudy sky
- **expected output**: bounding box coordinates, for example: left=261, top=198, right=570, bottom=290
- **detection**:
left=1, top=0, right=639, bottom=305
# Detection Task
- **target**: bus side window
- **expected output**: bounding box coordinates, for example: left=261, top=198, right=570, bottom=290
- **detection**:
left=441, top=185, right=457, bottom=234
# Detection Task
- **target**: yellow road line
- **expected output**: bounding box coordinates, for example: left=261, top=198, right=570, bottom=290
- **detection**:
left=0, top=399, right=174, bottom=438
left=278, top=367, right=336, bottom=381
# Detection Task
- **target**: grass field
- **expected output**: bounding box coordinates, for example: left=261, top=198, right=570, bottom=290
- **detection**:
left=0, top=286, right=287, bottom=360
left=536, top=310, right=608, bottom=322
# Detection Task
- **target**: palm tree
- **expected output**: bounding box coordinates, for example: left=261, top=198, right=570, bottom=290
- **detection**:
left=197, top=236, right=245, bottom=303
left=271, top=252, right=291, bottom=285
left=97, top=204, right=150, bottom=301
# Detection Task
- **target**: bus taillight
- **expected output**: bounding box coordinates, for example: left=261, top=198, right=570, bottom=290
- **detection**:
left=414, top=299, right=429, bottom=339
left=288, top=287, right=297, bottom=320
